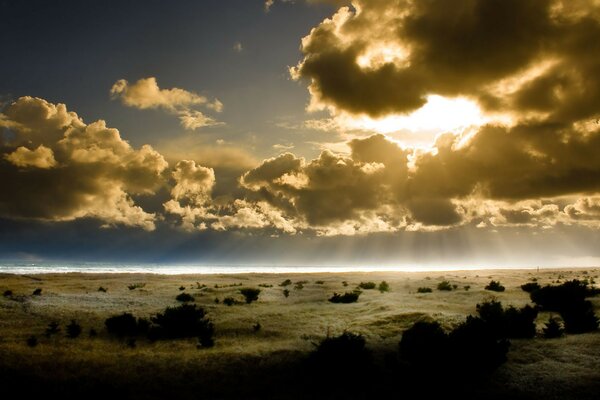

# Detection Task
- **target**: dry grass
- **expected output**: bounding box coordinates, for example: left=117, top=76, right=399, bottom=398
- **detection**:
left=1, top=268, right=599, bottom=398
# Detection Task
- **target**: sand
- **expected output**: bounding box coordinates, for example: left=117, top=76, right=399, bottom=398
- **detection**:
left=1, top=267, right=599, bottom=399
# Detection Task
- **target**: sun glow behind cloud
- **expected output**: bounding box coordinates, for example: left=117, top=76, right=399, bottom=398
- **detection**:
left=337, top=95, right=490, bottom=138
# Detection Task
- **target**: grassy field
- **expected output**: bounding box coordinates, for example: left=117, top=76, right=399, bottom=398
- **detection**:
left=1, top=268, right=599, bottom=399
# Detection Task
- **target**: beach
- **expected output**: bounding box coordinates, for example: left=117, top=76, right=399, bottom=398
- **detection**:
left=1, top=268, right=600, bottom=399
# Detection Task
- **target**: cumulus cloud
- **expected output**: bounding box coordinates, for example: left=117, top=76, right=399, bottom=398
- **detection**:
left=292, top=0, right=600, bottom=124
left=0, top=96, right=167, bottom=230
left=111, top=77, right=223, bottom=130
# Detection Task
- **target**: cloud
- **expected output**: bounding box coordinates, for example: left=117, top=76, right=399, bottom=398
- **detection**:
left=292, top=0, right=600, bottom=125
left=111, top=77, right=223, bottom=130
left=0, top=96, right=168, bottom=230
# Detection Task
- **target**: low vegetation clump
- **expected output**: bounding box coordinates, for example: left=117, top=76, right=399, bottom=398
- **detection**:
left=464, top=285, right=471, bottom=291
left=105, top=313, right=150, bottom=337
left=45, top=322, right=60, bottom=338
left=279, top=279, right=292, bottom=287
left=476, top=300, right=538, bottom=338
left=175, top=293, right=195, bottom=302
left=399, top=321, right=448, bottom=371
left=520, top=282, right=541, bottom=293
left=529, top=280, right=599, bottom=333
left=223, top=297, right=236, bottom=306
left=294, top=282, right=304, bottom=290
left=328, top=291, right=360, bottom=303
left=485, top=280, right=505, bottom=292
left=283, top=289, right=290, bottom=298
left=149, top=304, right=214, bottom=347
left=417, top=287, right=432, bottom=293
left=437, top=281, right=453, bottom=291
left=378, top=281, right=390, bottom=293
left=3, top=289, right=13, bottom=297
left=315, top=280, right=324, bottom=285
left=66, top=320, right=82, bottom=339
left=127, top=283, right=146, bottom=290
left=179, top=286, right=186, bottom=291
left=309, top=332, right=372, bottom=380
left=32, top=288, right=42, bottom=295
left=240, top=288, right=261, bottom=304
left=543, top=317, right=565, bottom=338
left=258, top=283, right=273, bottom=288
left=97, top=286, right=107, bottom=292
left=358, top=282, right=376, bottom=290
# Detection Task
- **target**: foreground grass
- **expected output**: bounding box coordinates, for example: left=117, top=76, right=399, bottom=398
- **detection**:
left=1, top=268, right=600, bottom=399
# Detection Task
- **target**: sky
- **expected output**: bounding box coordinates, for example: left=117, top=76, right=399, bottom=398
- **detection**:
left=1, top=0, right=600, bottom=267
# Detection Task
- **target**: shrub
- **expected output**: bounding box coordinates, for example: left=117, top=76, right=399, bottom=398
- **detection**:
left=294, top=282, right=304, bottom=290
left=543, top=317, right=564, bottom=338
left=179, top=286, right=186, bottom=291
left=283, top=289, right=290, bottom=298
left=329, top=292, right=360, bottom=303
left=240, top=288, right=261, bottom=304
left=149, top=304, right=214, bottom=346
left=32, top=288, right=42, bottom=295
left=105, top=313, right=149, bottom=337
left=26, top=336, right=38, bottom=347
left=358, top=282, right=376, bottom=290
left=476, top=300, right=538, bottom=339
left=214, top=298, right=220, bottom=304
left=342, top=281, right=348, bottom=287
left=485, top=280, right=505, bottom=292
left=223, top=297, right=236, bottom=306
left=127, top=283, right=145, bottom=290
left=175, top=292, right=195, bottom=302
left=66, top=320, right=82, bottom=339
left=315, top=280, right=325, bottom=285
left=378, top=281, right=390, bottom=293
left=437, top=281, right=453, bottom=291
left=399, top=321, right=448, bottom=370
left=45, top=321, right=60, bottom=338
left=258, top=283, right=273, bottom=288
left=97, top=287, right=107, bottom=293
left=89, top=328, right=98, bottom=337
left=3, top=289, right=13, bottom=297
left=310, top=332, right=371, bottom=379
left=279, top=279, right=292, bottom=287
left=464, top=285, right=471, bottom=291
left=253, top=322, right=261, bottom=332
left=520, top=282, right=541, bottom=293
left=417, top=287, right=432, bottom=293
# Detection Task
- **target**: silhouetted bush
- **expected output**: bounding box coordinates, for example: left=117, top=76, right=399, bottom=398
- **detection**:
left=315, top=280, right=324, bottom=285
left=485, top=280, right=505, bottom=292
left=417, top=287, right=432, bottom=293
left=378, top=281, right=390, bottom=293
left=148, top=304, right=214, bottom=346
left=175, top=293, right=195, bottom=302
left=253, top=322, right=261, bottom=332
left=399, top=321, right=448, bottom=370
left=464, top=285, right=471, bottom=291
left=342, top=281, right=348, bottom=287
left=179, top=286, right=185, bottom=291
left=329, top=292, right=360, bottom=303
left=66, top=320, right=82, bottom=339
left=279, top=279, right=292, bottom=287
left=105, top=313, right=149, bottom=337
left=32, top=288, right=42, bottom=295
left=26, top=336, right=38, bottom=347
left=476, top=300, right=538, bottom=338
left=89, top=328, right=98, bottom=337
left=3, top=289, right=13, bottom=297
left=358, top=282, right=376, bottom=290
left=543, top=317, right=564, bottom=338
left=223, top=297, right=236, bottom=306
left=283, top=289, right=290, bottom=298
left=530, top=280, right=599, bottom=333
left=240, top=288, right=261, bottom=304
left=45, top=321, right=60, bottom=338
left=520, top=282, right=541, bottom=293
left=294, top=282, right=304, bottom=290
left=97, top=286, right=107, bottom=292
left=437, top=281, right=453, bottom=291
left=258, top=283, right=273, bottom=288
left=310, top=332, right=371, bottom=379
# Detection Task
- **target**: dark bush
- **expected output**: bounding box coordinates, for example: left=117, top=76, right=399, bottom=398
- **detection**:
left=258, top=283, right=273, bottom=288
left=342, top=281, right=348, bottom=287
left=214, top=298, right=220, bottom=304
left=520, top=282, right=541, bottom=293
left=358, top=282, right=376, bottom=290
left=378, top=281, right=390, bottom=293
left=97, top=286, right=107, bottom=293
left=32, top=288, right=42, bottom=295
left=253, top=322, right=261, bottom=332
left=530, top=280, right=599, bottom=333
left=476, top=300, right=538, bottom=339
left=328, top=292, right=360, bottom=303
left=26, top=336, right=38, bottom=347
left=149, top=304, right=214, bottom=345
left=283, top=289, right=290, bottom=298
left=66, top=320, right=82, bottom=339
left=315, top=280, right=324, bottom=285
left=223, top=297, right=236, bottom=306
left=3, top=289, right=13, bottom=297
left=310, top=332, right=371, bottom=379
left=105, top=313, right=149, bottom=337
left=89, top=328, right=98, bottom=337
left=175, top=292, right=195, bottom=302
left=279, top=279, right=292, bottom=287
left=240, top=288, right=261, bottom=304
left=437, top=281, right=453, bottom=291
left=45, top=321, right=60, bottom=338
left=179, top=286, right=185, bottom=291
left=294, top=282, right=304, bottom=290
left=464, top=285, right=471, bottom=291
left=485, top=280, right=505, bottom=292
left=399, top=321, right=448, bottom=370
left=127, top=283, right=145, bottom=290
left=543, top=317, right=564, bottom=338
left=417, top=287, right=432, bottom=293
